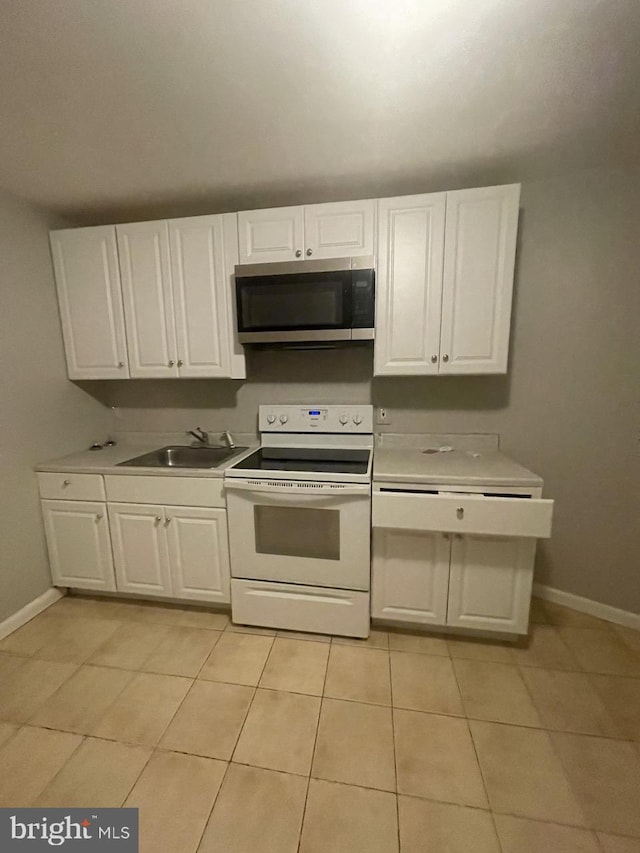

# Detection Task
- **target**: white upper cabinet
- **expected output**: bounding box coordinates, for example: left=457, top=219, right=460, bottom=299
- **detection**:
left=116, top=220, right=178, bottom=378
left=374, top=183, right=520, bottom=376
left=374, top=193, right=446, bottom=375
left=303, top=200, right=375, bottom=260
left=440, top=184, right=520, bottom=374
left=169, top=213, right=245, bottom=379
left=50, top=226, right=129, bottom=379
left=238, top=206, right=304, bottom=264
left=237, top=199, right=375, bottom=264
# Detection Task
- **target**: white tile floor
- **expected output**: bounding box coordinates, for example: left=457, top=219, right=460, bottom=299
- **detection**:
left=1, top=594, right=639, bottom=852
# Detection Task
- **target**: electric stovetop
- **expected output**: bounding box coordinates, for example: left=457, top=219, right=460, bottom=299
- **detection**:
left=230, top=446, right=371, bottom=476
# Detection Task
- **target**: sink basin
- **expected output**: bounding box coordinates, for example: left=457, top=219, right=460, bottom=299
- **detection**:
left=117, top=445, right=248, bottom=469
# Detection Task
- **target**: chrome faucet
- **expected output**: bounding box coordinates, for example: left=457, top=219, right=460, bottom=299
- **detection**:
left=187, top=427, right=210, bottom=446
left=220, top=430, right=236, bottom=450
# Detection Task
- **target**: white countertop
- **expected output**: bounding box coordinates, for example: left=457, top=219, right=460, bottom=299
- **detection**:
left=36, top=436, right=543, bottom=488
left=373, top=447, right=543, bottom=488
left=35, top=443, right=257, bottom=478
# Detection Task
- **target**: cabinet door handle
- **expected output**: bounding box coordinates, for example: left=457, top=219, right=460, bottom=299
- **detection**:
left=431, top=355, right=438, bottom=363
left=168, top=360, right=175, bottom=367
left=443, top=354, right=449, bottom=362
left=306, top=248, right=313, bottom=257
left=456, top=506, right=464, bottom=519
left=295, top=249, right=302, bottom=258
left=118, top=361, right=125, bottom=368
left=155, top=516, right=162, bottom=524
left=96, top=513, right=103, bottom=521
left=177, top=359, right=184, bottom=367
left=165, top=516, right=172, bottom=524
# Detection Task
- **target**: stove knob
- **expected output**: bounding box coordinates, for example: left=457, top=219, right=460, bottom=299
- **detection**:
left=279, top=414, right=288, bottom=424
left=353, top=414, right=363, bottom=425
left=266, top=414, right=276, bottom=424
left=338, top=414, right=348, bottom=425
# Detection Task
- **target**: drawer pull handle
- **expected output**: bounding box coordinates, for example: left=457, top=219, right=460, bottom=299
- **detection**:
left=456, top=506, right=464, bottom=519
left=63, top=479, right=71, bottom=487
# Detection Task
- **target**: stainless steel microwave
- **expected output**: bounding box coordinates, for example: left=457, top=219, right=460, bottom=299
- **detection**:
left=234, top=256, right=375, bottom=345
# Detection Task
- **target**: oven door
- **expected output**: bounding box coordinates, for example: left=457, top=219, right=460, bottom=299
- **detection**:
left=225, top=479, right=371, bottom=590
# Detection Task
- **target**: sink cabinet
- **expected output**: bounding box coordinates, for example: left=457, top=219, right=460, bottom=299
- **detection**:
left=237, top=199, right=375, bottom=264
left=38, top=472, right=231, bottom=604
left=108, top=503, right=230, bottom=603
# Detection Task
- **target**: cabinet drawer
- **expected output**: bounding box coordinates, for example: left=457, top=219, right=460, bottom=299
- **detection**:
left=231, top=579, right=370, bottom=638
left=373, top=491, right=553, bottom=538
left=105, top=475, right=224, bottom=508
left=38, top=472, right=105, bottom=502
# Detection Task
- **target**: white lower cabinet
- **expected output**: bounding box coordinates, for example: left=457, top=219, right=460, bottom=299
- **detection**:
left=108, top=503, right=173, bottom=598
left=166, top=506, right=230, bottom=604
left=108, top=503, right=231, bottom=604
left=41, top=499, right=116, bottom=592
left=372, top=486, right=553, bottom=635
left=372, top=529, right=533, bottom=634
left=371, top=529, right=450, bottom=625
left=446, top=535, right=536, bottom=633
left=40, top=473, right=231, bottom=604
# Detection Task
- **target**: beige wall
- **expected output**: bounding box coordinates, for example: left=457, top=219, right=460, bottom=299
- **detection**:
left=79, top=167, right=640, bottom=615
left=0, top=190, right=111, bottom=622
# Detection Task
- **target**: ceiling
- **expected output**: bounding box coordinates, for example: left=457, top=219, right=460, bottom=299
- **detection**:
left=1, top=0, right=639, bottom=222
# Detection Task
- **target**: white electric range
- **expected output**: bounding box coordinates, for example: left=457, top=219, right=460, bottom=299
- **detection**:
left=224, top=405, right=373, bottom=637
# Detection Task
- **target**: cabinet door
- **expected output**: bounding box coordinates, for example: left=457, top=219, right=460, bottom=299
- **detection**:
left=447, top=534, right=535, bottom=634
left=440, top=184, right=520, bottom=374
left=374, top=194, right=446, bottom=375
left=371, top=528, right=450, bottom=626
left=237, top=206, right=304, bottom=264
left=116, top=221, right=178, bottom=378
left=108, top=503, right=172, bottom=597
left=303, top=199, right=375, bottom=260
left=169, top=214, right=245, bottom=379
left=165, top=506, right=230, bottom=604
left=41, top=500, right=116, bottom=591
left=50, top=227, right=129, bottom=379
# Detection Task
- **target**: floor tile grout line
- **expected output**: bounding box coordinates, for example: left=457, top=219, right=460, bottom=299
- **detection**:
left=449, top=655, right=501, bottom=850
left=387, top=638, right=401, bottom=853
left=296, top=639, right=331, bottom=853
left=227, top=633, right=275, bottom=766
left=192, top=758, right=233, bottom=853
left=118, top=741, right=157, bottom=809
left=27, top=730, right=87, bottom=807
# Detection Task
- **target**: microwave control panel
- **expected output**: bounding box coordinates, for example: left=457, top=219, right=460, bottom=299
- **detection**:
left=259, top=405, right=373, bottom=433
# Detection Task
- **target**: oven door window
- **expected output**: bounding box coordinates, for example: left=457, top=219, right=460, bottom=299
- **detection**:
left=254, top=505, right=340, bottom=561
left=237, top=273, right=351, bottom=332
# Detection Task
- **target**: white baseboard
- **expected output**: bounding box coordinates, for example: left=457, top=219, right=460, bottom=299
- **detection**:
left=533, top=583, right=640, bottom=631
left=0, top=587, right=64, bottom=641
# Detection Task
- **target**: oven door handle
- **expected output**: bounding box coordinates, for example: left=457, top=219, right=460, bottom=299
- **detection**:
left=224, top=479, right=370, bottom=498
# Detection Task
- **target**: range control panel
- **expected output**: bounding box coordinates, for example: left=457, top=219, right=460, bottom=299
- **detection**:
left=259, top=405, right=373, bottom=433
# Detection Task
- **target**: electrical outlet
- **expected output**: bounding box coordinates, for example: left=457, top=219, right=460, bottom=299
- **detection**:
left=376, top=407, right=391, bottom=425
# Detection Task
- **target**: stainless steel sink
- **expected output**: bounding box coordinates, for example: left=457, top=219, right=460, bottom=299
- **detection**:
left=117, top=445, right=248, bottom=469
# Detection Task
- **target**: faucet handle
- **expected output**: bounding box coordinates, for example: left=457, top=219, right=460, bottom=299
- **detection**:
left=221, top=430, right=236, bottom=450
